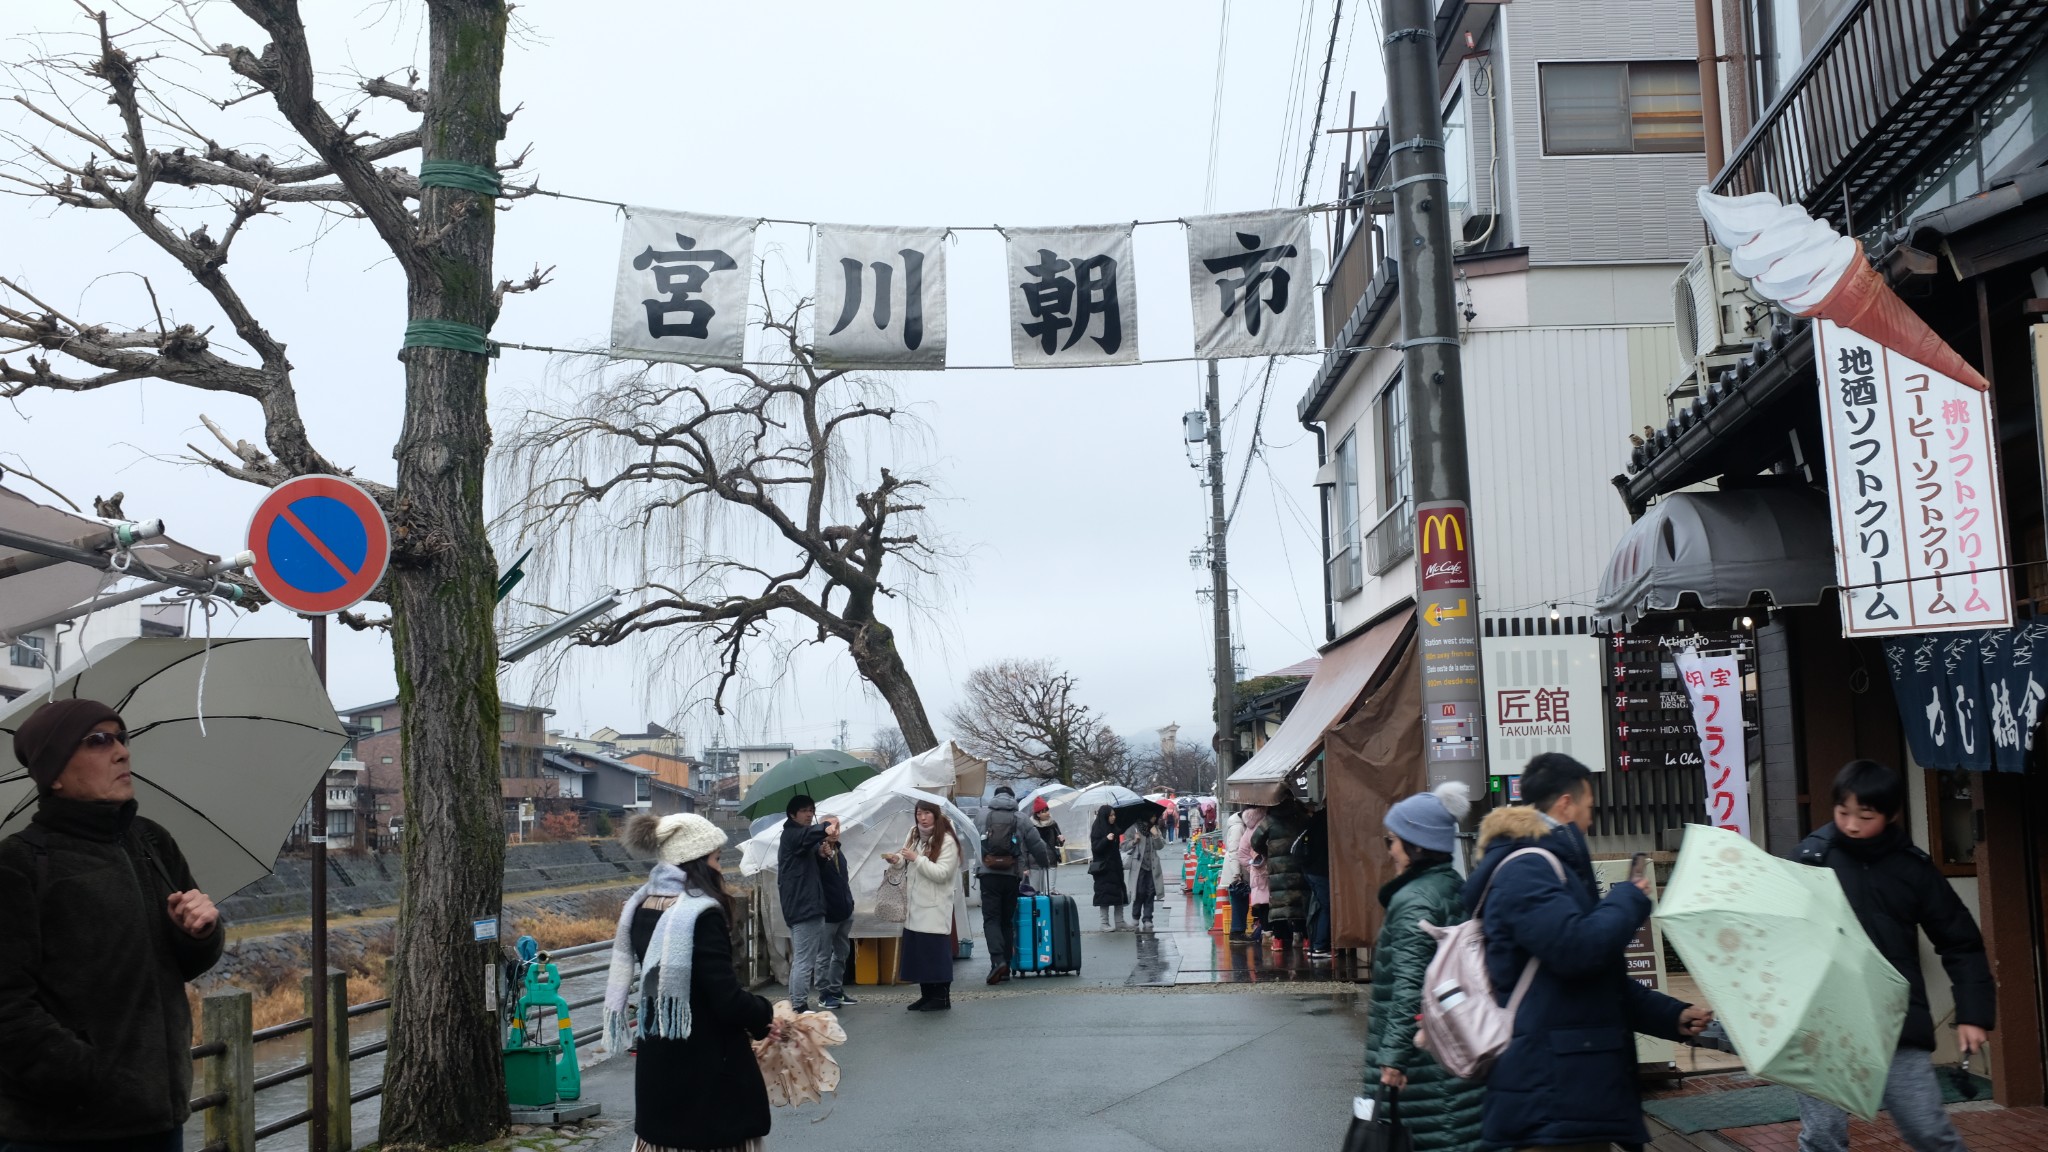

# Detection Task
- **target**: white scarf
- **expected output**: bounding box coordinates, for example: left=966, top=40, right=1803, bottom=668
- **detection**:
left=603, top=863, right=718, bottom=1052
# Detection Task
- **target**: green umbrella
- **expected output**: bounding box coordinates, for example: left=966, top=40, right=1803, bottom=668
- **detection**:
left=1654, top=824, right=1909, bottom=1120
left=738, top=750, right=877, bottom=820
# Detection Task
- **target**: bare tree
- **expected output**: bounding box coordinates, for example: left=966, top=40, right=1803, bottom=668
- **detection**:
left=947, top=658, right=1128, bottom=786
left=867, top=725, right=910, bottom=768
left=0, top=5, right=520, bottom=1142
left=1127, top=743, right=1217, bottom=794
left=497, top=296, right=945, bottom=753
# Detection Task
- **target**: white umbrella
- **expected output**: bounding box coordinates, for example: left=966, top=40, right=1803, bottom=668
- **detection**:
left=1044, top=783, right=1156, bottom=832
left=1, top=636, right=346, bottom=898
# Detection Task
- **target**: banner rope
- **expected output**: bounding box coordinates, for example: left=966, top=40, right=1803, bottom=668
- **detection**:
left=492, top=340, right=1338, bottom=371
left=520, top=185, right=1369, bottom=233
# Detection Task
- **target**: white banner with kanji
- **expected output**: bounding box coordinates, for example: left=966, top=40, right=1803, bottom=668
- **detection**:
left=611, top=209, right=759, bottom=367
left=1672, top=649, right=1751, bottom=840
left=812, top=225, right=947, bottom=370
left=1814, top=318, right=2012, bottom=637
left=1186, top=210, right=1317, bottom=358
left=1005, top=225, right=1139, bottom=367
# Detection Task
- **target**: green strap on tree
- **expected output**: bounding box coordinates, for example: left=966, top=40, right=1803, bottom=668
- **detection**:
left=418, top=160, right=502, bottom=196
left=401, top=319, right=497, bottom=357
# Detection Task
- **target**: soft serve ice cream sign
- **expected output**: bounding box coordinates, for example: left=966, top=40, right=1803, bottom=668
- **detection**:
left=1697, top=189, right=2011, bottom=639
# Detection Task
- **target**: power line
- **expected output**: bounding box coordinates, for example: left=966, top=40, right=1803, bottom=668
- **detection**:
left=1296, top=0, right=1348, bottom=207
left=1202, top=0, right=1235, bottom=213
left=1225, top=357, right=1276, bottom=528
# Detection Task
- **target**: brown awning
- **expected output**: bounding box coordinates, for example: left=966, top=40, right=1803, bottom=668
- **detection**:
left=1224, top=611, right=1409, bottom=805
left=1325, top=630, right=1424, bottom=950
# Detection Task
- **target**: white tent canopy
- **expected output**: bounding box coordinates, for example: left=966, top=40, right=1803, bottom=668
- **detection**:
left=740, top=740, right=984, bottom=941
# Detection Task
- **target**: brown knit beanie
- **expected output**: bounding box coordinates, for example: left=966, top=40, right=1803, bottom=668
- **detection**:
left=11, top=698, right=125, bottom=792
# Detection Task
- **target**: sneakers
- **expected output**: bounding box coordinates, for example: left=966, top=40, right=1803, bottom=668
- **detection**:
left=791, top=1002, right=810, bottom=1013
left=819, top=996, right=844, bottom=1010
left=835, top=991, right=860, bottom=1005
left=1306, top=949, right=1333, bottom=961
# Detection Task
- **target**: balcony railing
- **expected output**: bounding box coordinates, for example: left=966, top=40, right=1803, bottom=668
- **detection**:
left=1714, top=0, right=2048, bottom=226
left=1365, top=499, right=1413, bottom=576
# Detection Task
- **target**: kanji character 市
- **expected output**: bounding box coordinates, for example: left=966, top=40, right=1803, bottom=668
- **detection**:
left=1202, top=230, right=1296, bottom=336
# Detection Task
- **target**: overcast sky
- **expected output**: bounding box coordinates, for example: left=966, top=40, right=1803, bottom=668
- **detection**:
left=2, top=1, right=1387, bottom=756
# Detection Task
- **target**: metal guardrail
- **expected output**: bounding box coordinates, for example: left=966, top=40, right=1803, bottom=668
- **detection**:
left=1364, top=499, right=1412, bottom=577
left=187, top=891, right=771, bottom=1150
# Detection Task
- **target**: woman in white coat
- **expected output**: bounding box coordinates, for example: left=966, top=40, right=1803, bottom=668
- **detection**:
left=883, top=799, right=961, bottom=1012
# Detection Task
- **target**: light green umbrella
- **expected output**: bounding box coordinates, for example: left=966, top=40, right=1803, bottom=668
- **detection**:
left=1654, top=824, right=1909, bottom=1120
left=738, top=750, right=876, bottom=820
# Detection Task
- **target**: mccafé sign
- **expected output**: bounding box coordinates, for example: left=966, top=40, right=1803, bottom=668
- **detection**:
left=1418, top=506, right=1471, bottom=592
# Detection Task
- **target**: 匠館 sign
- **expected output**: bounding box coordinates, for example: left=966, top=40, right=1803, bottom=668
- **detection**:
left=1815, top=318, right=2012, bottom=637
left=1483, top=635, right=1605, bottom=779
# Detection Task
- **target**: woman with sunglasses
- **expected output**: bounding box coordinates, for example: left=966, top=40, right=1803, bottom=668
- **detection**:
left=1366, top=781, right=1484, bottom=1152
left=0, top=697, right=224, bottom=1151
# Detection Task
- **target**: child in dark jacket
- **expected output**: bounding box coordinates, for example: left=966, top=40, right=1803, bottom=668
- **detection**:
left=816, top=831, right=858, bottom=1011
left=1794, top=759, right=1994, bottom=1152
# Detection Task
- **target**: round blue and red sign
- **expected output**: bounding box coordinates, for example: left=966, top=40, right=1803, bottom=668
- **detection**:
left=246, top=475, right=391, bottom=615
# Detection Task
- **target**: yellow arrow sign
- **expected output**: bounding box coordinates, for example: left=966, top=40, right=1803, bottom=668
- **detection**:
left=1425, top=599, right=1469, bottom=627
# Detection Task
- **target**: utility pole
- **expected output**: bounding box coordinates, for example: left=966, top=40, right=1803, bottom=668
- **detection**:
left=1387, top=0, right=1485, bottom=795
left=1204, top=359, right=1238, bottom=813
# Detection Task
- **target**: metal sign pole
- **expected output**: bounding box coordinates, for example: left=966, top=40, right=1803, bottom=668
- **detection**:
left=308, top=613, right=329, bottom=1152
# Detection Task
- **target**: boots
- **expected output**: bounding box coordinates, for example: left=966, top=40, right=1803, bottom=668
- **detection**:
left=906, top=983, right=934, bottom=1011
left=929, top=982, right=953, bottom=1011
left=1100, top=907, right=1112, bottom=929
left=1111, top=906, right=1128, bottom=932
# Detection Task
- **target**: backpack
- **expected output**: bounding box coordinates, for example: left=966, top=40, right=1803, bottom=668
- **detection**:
left=1412, top=847, right=1566, bottom=1080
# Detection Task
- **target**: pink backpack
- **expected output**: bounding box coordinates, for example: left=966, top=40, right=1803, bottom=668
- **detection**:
left=1413, top=847, right=1566, bottom=1080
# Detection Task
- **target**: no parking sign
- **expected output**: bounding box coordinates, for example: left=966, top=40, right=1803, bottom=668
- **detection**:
left=246, top=476, right=391, bottom=615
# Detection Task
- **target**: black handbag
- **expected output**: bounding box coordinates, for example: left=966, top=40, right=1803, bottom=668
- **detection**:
left=1341, top=1086, right=1411, bottom=1152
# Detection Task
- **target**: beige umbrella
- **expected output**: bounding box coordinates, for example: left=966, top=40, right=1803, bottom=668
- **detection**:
left=1, top=636, right=346, bottom=897
left=753, top=999, right=847, bottom=1107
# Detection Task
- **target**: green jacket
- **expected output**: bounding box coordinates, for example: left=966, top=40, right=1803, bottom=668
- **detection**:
left=1366, top=862, right=1485, bottom=1152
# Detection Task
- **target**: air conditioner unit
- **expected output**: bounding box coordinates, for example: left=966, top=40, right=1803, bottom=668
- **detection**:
left=1672, top=246, right=1772, bottom=398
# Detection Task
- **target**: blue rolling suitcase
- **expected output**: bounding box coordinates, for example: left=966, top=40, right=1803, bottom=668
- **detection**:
left=1012, top=893, right=1081, bottom=976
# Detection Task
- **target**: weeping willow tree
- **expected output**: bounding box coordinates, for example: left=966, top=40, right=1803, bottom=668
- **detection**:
left=495, top=295, right=949, bottom=752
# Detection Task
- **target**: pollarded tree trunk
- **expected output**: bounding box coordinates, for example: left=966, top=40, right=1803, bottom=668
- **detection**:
left=379, top=1, right=510, bottom=1145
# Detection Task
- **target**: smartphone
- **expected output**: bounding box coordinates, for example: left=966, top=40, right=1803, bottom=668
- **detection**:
left=1629, top=852, right=1653, bottom=886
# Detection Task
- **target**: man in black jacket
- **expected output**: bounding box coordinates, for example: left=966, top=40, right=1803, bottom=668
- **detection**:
left=0, top=698, right=225, bottom=1149
left=816, top=822, right=859, bottom=1010
left=778, top=795, right=837, bottom=1012
left=1794, top=759, right=1992, bottom=1152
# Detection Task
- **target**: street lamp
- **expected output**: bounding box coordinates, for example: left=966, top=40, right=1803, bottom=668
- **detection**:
left=498, top=588, right=621, bottom=664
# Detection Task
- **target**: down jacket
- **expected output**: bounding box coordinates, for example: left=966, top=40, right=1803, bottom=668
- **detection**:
left=1796, top=823, right=1993, bottom=1052
left=0, top=795, right=225, bottom=1143
left=1251, top=802, right=1311, bottom=922
left=1366, top=861, right=1485, bottom=1152
left=1462, top=806, right=1691, bottom=1152
left=1089, top=808, right=1128, bottom=908
left=900, top=828, right=962, bottom=935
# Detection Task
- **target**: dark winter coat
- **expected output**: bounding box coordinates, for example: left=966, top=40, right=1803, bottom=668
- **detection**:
left=976, top=792, right=1050, bottom=878
left=1367, top=862, right=1485, bottom=1152
left=821, top=844, right=855, bottom=924
left=1301, top=807, right=1331, bottom=876
left=1796, top=823, right=1994, bottom=1051
left=1251, top=802, right=1311, bottom=921
left=1089, top=808, right=1128, bottom=907
left=778, top=818, right=829, bottom=925
left=630, top=902, right=774, bottom=1150
left=1462, top=806, right=1690, bottom=1151
left=0, top=795, right=225, bottom=1143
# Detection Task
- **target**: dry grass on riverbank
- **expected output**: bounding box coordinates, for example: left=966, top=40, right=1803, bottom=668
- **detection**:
left=504, top=898, right=623, bottom=951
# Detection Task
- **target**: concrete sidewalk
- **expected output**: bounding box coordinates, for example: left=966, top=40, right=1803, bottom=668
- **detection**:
left=583, top=987, right=1367, bottom=1151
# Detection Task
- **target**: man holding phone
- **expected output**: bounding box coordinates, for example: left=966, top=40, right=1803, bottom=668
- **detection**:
left=1464, top=753, right=1713, bottom=1152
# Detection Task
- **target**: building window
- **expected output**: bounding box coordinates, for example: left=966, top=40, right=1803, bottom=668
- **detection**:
left=1540, top=61, right=1703, bottom=155
left=9, top=634, right=47, bottom=669
left=1376, top=377, right=1409, bottom=515
left=380, top=756, right=394, bottom=764
left=1443, top=89, right=1470, bottom=220
left=364, top=715, right=383, bottom=732
left=500, top=714, right=516, bottom=734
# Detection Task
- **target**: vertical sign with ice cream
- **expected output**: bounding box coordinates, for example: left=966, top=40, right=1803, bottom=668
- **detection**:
left=1696, top=189, right=2011, bottom=639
